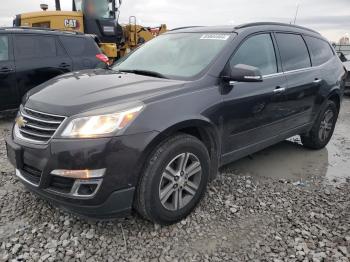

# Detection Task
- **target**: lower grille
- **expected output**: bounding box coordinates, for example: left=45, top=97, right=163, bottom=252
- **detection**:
left=16, top=107, right=66, bottom=144
left=49, top=176, right=75, bottom=194
left=21, top=164, right=42, bottom=185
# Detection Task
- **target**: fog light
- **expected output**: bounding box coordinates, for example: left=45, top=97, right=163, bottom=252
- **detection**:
left=77, top=183, right=99, bottom=196
left=51, top=169, right=106, bottom=179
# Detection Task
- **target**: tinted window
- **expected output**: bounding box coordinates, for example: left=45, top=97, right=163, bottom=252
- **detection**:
left=275, top=33, right=311, bottom=71
left=60, top=36, right=99, bottom=56
left=56, top=40, right=67, bottom=56
left=304, top=36, right=334, bottom=66
left=0, top=36, right=9, bottom=61
left=230, top=34, right=277, bottom=75
left=39, top=36, right=57, bottom=58
left=15, top=35, right=57, bottom=59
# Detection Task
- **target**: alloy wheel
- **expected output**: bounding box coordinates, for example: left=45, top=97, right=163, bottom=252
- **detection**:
left=319, top=109, right=334, bottom=142
left=159, top=152, right=202, bottom=211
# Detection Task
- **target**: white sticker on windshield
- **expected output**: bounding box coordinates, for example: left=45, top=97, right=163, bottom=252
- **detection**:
left=200, top=34, right=230, bottom=41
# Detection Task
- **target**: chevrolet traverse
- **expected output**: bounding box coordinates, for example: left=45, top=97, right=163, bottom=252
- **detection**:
left=6, top=23, right=346, bottom=225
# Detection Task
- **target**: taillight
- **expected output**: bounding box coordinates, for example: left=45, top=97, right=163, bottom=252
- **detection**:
left=96, top=54, right=110, bottom=66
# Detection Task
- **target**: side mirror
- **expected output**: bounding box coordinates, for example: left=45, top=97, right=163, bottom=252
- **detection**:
left=223, top=64, right=263, bottom=83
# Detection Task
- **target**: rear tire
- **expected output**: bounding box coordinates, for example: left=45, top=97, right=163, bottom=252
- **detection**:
left=301, top=100, right=338, bottom=149
left=135, top=134, right=210, bottom=225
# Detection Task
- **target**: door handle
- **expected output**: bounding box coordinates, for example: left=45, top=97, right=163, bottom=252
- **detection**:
left=273, top=87, right=286, bottom=94
left=0, top=67, right=13, bottom=74
left=313, top=79, right=323, bottom=84
left=59, top=63, right=71, bottom=68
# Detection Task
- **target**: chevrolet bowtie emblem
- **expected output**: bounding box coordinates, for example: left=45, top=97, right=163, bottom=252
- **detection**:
left=16, top=116, right=27, bottom=128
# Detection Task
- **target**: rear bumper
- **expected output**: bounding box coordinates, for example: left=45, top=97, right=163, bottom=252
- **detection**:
left=345, top=73, right=350, bottom=88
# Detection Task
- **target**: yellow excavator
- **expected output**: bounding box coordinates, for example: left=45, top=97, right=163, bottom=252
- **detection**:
left=13, top=0, right=167, bottom=60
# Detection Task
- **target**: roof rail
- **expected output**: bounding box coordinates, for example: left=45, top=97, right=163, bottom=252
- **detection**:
left=235, top=22, right=320, bottom=35
left=170, top=26, right=203, bottom=31
left=1, top=26, right=84, bottom=35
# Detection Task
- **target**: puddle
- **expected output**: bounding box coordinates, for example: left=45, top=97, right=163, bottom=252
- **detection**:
left=222, top=98, right=350, bottom=185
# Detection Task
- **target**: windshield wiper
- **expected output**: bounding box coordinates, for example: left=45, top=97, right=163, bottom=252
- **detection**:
left=119, top=69, right=168, bottom=79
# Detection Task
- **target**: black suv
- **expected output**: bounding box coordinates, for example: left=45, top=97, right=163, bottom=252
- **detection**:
left=6, top=23, right=346, bottom=225
left=0, top=28, right=103, bottom=111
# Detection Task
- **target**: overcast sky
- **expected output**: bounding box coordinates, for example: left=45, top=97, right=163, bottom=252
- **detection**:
left=1, top=0, right=349, bottom=42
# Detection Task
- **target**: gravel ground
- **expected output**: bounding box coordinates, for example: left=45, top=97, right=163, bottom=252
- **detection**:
left=0, top=99, right=349, bottom=262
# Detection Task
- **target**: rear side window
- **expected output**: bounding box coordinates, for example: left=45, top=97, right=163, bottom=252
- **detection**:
left=275, top=33, right=311, bottom=71
left=304, top=36, right=334, bottom=66
left=230, top=34, right=278, bottom=75
left=15, top=35, right=57, bottom=59
left=0, top=36, right=9, bottom=61
left=59, top=36, right=99, bottom=56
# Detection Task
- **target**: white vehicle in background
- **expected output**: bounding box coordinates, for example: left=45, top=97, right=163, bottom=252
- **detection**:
left=334, top=44, right=350, bottom=94
left=340, top=54, right=350, bottom=95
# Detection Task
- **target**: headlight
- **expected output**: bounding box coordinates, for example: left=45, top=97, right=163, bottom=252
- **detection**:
left=61, top=105, right=143, bottom=138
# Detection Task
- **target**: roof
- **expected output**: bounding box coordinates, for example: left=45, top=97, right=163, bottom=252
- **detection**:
left=0, top=27, right=86, bottom=36
left=169, top=25, right=236, bottom=33
left=235, top=22, right=320, bottom=34
left=169, top=22, right=320, bottom=35
left=20, top=11, right=82, bottom=19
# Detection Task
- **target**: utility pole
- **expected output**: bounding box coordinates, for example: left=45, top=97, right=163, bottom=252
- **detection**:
left=293, top=3, right=300, bottom=24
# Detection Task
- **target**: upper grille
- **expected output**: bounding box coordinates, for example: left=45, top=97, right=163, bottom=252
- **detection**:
left=16, top=107, right=66, bottom=144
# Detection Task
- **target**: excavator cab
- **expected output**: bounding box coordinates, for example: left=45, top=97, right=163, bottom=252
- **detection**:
left=71, top=0, right=123, bottom=44
left=73, top=0, right=116, bottom=19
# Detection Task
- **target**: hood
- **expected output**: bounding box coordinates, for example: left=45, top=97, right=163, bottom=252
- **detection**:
left=25, top=69, right=185, bottom=116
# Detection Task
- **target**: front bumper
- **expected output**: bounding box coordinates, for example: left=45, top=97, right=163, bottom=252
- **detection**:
left=5, top=130, right=158, bottom=218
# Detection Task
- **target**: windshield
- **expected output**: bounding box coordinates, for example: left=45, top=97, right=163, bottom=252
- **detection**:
left=79, top=0, right=114, bottom=19
left=113, top=33, right=233, bottom=79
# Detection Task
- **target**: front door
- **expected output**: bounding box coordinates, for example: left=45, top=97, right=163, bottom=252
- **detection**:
left=220, top=33, right=289, bottom=162
left=0, top=34, right=18, bottom=110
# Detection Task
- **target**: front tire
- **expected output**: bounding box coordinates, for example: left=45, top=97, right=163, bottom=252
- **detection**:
left=301, top=100, right=338, bottom=149
left=135, top=134, right=210, bottom=225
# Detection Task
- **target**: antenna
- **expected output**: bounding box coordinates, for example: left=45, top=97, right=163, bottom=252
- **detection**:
left=293, top=3, right=300, bottom=24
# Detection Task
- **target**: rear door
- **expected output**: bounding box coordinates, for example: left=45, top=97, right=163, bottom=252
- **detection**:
left=14, top=34, right=73, bottom=98
left=59, top=36, right=100, bottom=70
left=303, top=35, right=338, bottom=117
left=0, top=34, right=18, bottom=110
left=274, top=33, right=320, bottom=128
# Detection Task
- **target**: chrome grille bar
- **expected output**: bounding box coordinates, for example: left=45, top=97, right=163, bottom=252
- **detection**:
left=19, top=128, right=52, bottom=138
left=24, top=123, right=57, bottom=132
left=21, top=110, right=63, bottom=125
left=15, top=107, right=66, bottom=144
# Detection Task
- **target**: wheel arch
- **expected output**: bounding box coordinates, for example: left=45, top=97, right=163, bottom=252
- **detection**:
left=134, top=119, right=221, bottom=187
left=327, top=90, right=341, bottom=113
